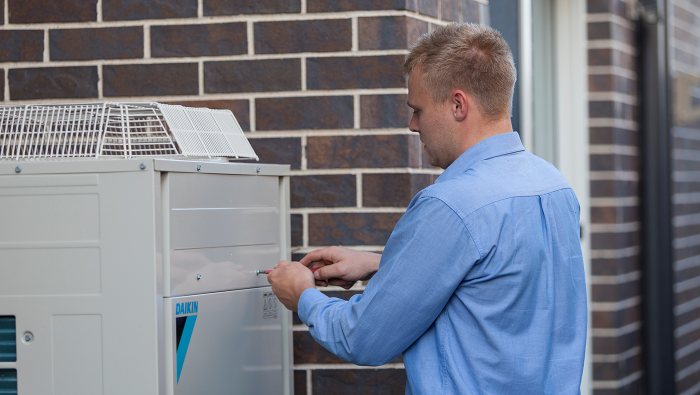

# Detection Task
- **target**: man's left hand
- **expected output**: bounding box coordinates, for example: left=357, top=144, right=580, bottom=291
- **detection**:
left=267, top=261, right=315, bottom=311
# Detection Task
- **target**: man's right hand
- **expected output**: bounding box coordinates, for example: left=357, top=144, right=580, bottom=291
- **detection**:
left=299, top=246, right=381, bottom=289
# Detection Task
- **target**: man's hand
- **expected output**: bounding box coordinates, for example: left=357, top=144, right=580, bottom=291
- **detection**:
left=299, top=246, right=381, bottom=289
left=267, top=261, right=315, bottom=312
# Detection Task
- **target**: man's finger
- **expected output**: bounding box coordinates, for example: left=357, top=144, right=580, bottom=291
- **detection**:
left=314, top=264, right=344, bottom=281
left=299, top=248, right=332, bottom=267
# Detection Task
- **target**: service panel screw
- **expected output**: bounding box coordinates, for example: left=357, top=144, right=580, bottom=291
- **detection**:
left=256, top=167, right=261, bottom=173
left=196, top=274, right=201, bottom=280
left=23, top=332, right=33, bottom=343
left=197, top=164, right=202, bottom=171
left=139, top=163, right=146, bottom=170
left=14, top=166, right=21, bottom=173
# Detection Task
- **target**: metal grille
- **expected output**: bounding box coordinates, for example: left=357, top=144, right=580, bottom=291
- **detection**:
left=0, top=103, right=258, bottom=160
left=0, top=316, right=15, bottom=363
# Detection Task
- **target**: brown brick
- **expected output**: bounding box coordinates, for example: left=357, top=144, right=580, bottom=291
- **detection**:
left=589, top=154, right=638, bottom=171
left=462, top=0, right=480, bottom=23
left=589, top=127, right=638, bottom=146
left=677, top=326, right=700, bottom=350
left=419, top=0, right=439, bottom=17
left=50, top=27, right=142, bottom=61
left=363, top=173, right=435, bottom=207
left=0, top=31, right=43, bottom=62
left=205, top=59, right=300, bottom=93
left=307, top=135, right=421, bottom=169
left=361, top=94, right=411, bottom=128
left=103, top=0, right=197, bottom=20
left=679, top=367, right=700, bottom=394
left=0, top=70, right=4, bottom=99
left=9, top=0, right=96, bottom=23
left=591, top=206, right=639, bottom=224
left=591, top=256, right=640, bottom=277
left=291, top=214, right=303, bottom=247
left=588, top=74, right=636, bottom=95
left=204, top=0, right=300, bottom=15
left=294, top=371, right=306, bottom=395
left=441, top=0, right=461, bottom=21
left=592, top=230, right=640, bottom=250
left=151, top=23, right=246, bottom=58
left=164, top=99, right=250, bottom=131
left=591, top=280, right=641, bottom=302
left=675, top=202, right=700, bottom=217
left=294, top=331, right=347, bottom=364
left=307, top=55, right=405, bottom=90
left=291, top=175, right=356, bottom=208
left=589, top=101, right=635, bottom=120
left=255, top=19, right=351, bottom=54
left=103, top=63, right=198, bottom=97
left=9, top=66, right=97, bottom=100
left=588, top=48, right=635, bottom=69
left=358, top=16, right=428, bottom=51
left=677, top=280, right=700, bottom=305
left=590, top=179, right=638, bottom=198
left=312, top=369, right=407, bottom=395
left=587, top=0, right=626, bottom=16
left=256, top=96, right=353, bottom=130
left=246, top=137, right=302, bottom=169
left=309, top=213, right=402, bottom=246
left=593, top=353, right=642, bottom=381
left=592, top=306, right=641, bottom=328
left=592, top=327, right=642, bottom=355
left=308, top=0, right=408, bottom=12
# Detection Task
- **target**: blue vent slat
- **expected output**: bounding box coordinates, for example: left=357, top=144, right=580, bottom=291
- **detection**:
left=0, top=317, right=16, bottom=363
left=0, top=369, right=17, bottom=395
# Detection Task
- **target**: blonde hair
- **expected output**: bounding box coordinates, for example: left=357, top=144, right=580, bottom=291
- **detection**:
left=404, top=23, right=516, bottom=120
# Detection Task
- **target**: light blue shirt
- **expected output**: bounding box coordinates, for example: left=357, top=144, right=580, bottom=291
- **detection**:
left=298, top=132, right=587, bottom=394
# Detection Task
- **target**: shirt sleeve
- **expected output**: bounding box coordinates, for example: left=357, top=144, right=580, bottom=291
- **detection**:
left=297, top=195, right=482, bottom=366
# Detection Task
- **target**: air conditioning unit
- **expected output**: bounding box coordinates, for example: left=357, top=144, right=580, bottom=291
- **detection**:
left=0, top=103, right=293, bottom=395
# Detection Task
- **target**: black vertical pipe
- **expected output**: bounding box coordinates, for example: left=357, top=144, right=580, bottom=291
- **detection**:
left=639, top=0, right=676, bottom=392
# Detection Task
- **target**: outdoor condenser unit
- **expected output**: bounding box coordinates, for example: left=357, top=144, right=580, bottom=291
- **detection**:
left=0, top=103, right=293, bottom=395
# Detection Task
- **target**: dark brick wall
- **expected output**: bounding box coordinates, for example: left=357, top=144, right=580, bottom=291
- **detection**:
left=2, top=1, right=488, bottom=393
left=587, top=0, right=644, bottom=393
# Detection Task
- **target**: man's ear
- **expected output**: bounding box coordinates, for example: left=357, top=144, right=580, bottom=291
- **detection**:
left=453, top=90, right=468, bottom=121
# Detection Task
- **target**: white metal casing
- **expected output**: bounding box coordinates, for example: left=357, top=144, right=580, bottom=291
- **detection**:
left=0, top=159, right=292, bottom=395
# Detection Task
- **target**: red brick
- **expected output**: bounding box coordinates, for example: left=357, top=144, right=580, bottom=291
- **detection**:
left=294, top=331, right=347, bottom=364
left=442, top=0, right=461, bottom=21
left=246, top=137, right=302, bottom=169
left=462, top=0, right=481, bottom=23
left=9, top=0, right=97, bottom=23
left=50, top=27, right=143, bottom=61
left=204, top=0, right=300, bottom=15
left=204, top=59, right=300, bottom=93
left=312, top=369, right=407, bottom=394
left=360, top=94, right=411, bottom=128
left=103, top=63, right=198, bottom=97
left=308, top=0, right=408, bottom=12
left=306, top=135, right=421, bottom=169
left=592, top=306, right=641, bottom=328
left=291, top=175, right=356, bottom=208
left=358, top=16, right=428, bottom=51
left=291, top=214, right=303, bottom=247
left=164, top=99, right=250, bottom=131
left=0, top=31, right=43, bottom=62
left=419, top=0, right=439, bottom=17
left=9, top=67, right=98, bottom=100
left=255, top=20, right=351, bottom=54
left=255, top=96, right=353, bottom=130
left=151, top=23, right=247, bottom=58
left=103, top=0, right=197, bottom=20
left=363, top=173, right=436, bottom=207
left=308, top=213, right=402, bottom=246
left=307, top=55, right=405, bottom=90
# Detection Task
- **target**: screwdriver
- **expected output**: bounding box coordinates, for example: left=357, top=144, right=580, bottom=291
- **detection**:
left=256, top=266, right=322, bottom=275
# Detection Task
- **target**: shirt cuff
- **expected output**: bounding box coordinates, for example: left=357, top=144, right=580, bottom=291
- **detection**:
left=297, top=288, right=328, bottom=326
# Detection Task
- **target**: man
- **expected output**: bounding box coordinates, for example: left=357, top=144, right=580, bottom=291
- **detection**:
left=268, top=23, right=587, bottom=394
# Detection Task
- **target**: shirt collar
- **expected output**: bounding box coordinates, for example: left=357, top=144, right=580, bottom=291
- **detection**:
left=436, top=132, right=525, bottom=183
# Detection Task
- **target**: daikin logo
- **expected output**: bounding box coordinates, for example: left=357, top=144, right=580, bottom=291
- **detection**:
left=175, top=300, right=199, bottom=384
left=176, top=301, right=198, bottom=316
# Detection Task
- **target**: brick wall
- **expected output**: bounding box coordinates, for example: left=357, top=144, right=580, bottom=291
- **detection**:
left=669, top=0, right=700, bottom=393
left=586, top=0, right=644, bottom=393
left=1, top=0, right=488, bottom=393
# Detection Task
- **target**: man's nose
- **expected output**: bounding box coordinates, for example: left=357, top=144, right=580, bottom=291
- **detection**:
left=409, top=114, right=419, bottom=133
